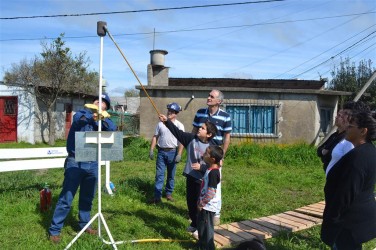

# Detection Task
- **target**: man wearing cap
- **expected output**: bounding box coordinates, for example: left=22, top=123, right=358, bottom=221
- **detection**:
left=48, top=93, right=117, bottom=243
left=149, top=102, right=185, bottom=204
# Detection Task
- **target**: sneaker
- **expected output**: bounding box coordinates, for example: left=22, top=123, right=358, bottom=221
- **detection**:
left=192, top=230, right=199, bottom=240
left=85, top=228, right=98, bottom=235
left=214, top=216, right=220, bottom=226
left=148, top=198, right=162, bottom=204
left=166, top=194, right=174, bottom=202
left=186, top=225, right=197, bottom=232
left=49, top=235, right=61, bottom=244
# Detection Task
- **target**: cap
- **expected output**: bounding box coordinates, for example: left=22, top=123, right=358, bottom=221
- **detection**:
left=167, top=102, right=181, bottom=113
left=94, top=93, right=111, bottom=110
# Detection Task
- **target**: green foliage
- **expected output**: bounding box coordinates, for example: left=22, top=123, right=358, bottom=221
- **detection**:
left=226, top=142, right=321, bottom=167
left=328, top=57, right=376, bottom=109
left=124, top=88, right=140, bottom=97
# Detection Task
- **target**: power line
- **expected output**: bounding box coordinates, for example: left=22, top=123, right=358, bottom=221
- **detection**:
left=0, top=0, right=285, bottom=20
left=291, top=30, right=376, bottom=79
left=1, top=11, right=374, bottom=42
left=273, top=24, right=376, bottom=79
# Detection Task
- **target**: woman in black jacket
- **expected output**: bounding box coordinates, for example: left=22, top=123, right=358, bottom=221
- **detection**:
left=321, top=111, right=376, bottom=250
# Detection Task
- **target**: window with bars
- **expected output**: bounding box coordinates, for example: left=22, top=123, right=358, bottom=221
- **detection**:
left=320, top=108, right=333, bottom=133
left=4, top=99, right=16, bottom=115
left=226, top=104, right=277, bottom=136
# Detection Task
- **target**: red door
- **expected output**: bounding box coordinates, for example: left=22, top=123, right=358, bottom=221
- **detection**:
left=65, top=103, right=72, bottom=139
left=0, top=96, right=18, bottom=142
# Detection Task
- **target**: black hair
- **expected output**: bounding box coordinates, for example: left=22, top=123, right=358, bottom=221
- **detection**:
left=343, top=101, right=370, bottom=112
left=205, top=121, right=218, bottom=140
left=207, top=145, right=223, bottom=164
left=350, top=111, right=376, bottom=142
left=235, top=238, right=266, bottom=250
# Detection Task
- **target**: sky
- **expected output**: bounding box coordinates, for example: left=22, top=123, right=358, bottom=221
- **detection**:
left=0, top=0, right=375, bottom=96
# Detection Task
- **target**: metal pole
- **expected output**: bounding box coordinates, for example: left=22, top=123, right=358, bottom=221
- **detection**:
left=354, top=71, right=376, bottom=101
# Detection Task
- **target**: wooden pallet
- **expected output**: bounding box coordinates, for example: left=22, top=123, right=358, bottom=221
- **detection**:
left=213, top=201, right=324, bottom=248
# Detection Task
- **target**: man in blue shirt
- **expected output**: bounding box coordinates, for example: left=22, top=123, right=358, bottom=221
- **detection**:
left=48, top=93, right=117, bottom=243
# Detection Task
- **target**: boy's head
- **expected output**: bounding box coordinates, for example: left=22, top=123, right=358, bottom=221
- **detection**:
left=204, top=145, right=223, bottom=165
left=197, top=121, right=218, bottom=142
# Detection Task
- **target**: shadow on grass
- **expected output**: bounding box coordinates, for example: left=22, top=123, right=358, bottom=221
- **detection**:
left=124, top=176, right=188, bottom=217
left=265, top=230, right=328, bottom=250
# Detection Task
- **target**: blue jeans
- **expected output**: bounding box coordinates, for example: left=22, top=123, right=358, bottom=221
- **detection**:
left=154, top=149, right=177, bottom=199
left=49, top=157, right=98, bottom=236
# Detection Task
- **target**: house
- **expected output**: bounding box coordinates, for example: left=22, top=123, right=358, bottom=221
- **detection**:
left=110, top=96, right=140, bottom=114
left=0, top=82, right=95, bottom=144
left=136, top=50, right=351, bottom=145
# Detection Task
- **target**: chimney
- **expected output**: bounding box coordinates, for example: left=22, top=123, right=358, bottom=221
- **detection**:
left=147, top=50, right=169, bottom=86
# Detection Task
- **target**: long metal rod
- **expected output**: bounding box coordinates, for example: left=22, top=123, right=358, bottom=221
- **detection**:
left=103, top=26, right=161, bottom=116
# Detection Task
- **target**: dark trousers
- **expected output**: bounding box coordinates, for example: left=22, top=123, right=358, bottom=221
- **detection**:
left=333, top=228, right=362, bottom=250
left=186, top=176, right=201, bottom=228
left=197, top=209, right=215, bottom=250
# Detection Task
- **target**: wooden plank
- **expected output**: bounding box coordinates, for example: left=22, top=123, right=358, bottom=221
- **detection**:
left=214, top=232, right=232, bottom=247
left=230, top=222, right=271, bottom=239
left=268, top=215, right=307, bottom=230
left=318, top=201, right=326, bottom=205
left=269, top=214, right=313, bottom=231
left=273, top=214, right=315, bottom=229
left=300, top=205, right=323, bottom=213
left=276, top=213, right=317, bottom=227
left=0, top=147, right=67, bottom=159
left=257, top=217, right=297, bottom=232
left=308, top=203, right=325, bottom=210
left=295, top=208, right=323, bottom=218
left=283, top=211, right=322, bottom=224
left=239, top=220, right=279, bottom=236
left=215, top=227, right=246, bottom=242
left=219, top=224, right=256, bottom=241
left=251, top=218, right=289, bottom=232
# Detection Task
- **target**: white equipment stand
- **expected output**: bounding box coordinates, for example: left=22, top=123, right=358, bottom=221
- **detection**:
left=64, top=21, right=118, bottom=250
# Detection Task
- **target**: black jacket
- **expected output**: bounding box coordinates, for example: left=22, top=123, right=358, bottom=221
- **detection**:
left=321, top=142, right=376, bottom=246
left=317, top=131, right=346, bottom=171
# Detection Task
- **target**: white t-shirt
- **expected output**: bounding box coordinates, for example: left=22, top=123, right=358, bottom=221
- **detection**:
left=154, top=120, right=185, bottom=148
left=325, top=139, right=354, bottom=176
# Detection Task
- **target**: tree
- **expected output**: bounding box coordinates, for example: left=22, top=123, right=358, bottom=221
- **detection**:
left=124, top=88, right=139, bottom=97
left=3, top=34, right=99, bottom=145
left=328, top=57, right=376, bottom=109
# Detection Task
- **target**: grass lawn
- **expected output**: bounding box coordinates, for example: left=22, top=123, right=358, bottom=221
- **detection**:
left=0, top=139, right=375, bottom=249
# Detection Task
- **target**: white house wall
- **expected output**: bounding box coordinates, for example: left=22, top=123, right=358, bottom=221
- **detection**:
left=34, top=97, right=87, bottom=143
left=0, top=85, right=35, bottom=143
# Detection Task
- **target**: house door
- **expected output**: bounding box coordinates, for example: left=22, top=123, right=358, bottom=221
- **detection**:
left=65, top=103, right=73, bottom=139
left=0, top=96, right=18, bottom=142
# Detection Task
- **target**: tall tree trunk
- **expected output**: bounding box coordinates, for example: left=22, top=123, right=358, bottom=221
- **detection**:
left=47, top=106, right=56, bottom=145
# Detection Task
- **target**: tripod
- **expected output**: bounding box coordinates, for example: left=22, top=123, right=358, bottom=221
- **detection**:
left=64, top=22, right=118, bottom=250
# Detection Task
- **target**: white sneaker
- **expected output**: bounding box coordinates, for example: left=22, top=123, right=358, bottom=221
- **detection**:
left=192, top=230, right=199, bottom=240
left=186, top=225, right=197, bottom=232
left=214, top=216, right=220, bottom=226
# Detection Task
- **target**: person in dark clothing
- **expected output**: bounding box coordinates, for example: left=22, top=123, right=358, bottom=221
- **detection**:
left=158, top=114, right=217, bottom=235
left=317, top=101, right=370, bottom=172
left=48, top=94, right=117, bottom=244
left=321, top=111, right=376, bottom=250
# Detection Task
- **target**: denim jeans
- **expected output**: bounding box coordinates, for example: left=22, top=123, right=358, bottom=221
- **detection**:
left=154, top=149, right=177, bottom=199
left=49, top=157, right=98, bottom=236
left=197, top=209, right=215, bottom=250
